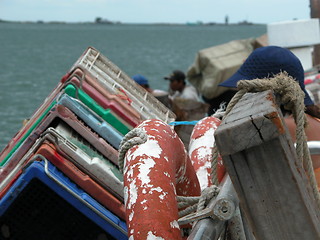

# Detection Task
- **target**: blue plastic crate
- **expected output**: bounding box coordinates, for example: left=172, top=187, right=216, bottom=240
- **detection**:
left=0, top=158, right=127, bottom=240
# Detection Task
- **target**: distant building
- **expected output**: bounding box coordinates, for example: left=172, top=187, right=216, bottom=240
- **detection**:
left=95, top=17, right=114, bottom=24
left=237, top=20, right=253, bottom=25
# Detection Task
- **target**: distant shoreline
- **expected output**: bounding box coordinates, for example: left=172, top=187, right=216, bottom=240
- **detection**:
left=0, top=19, right=266, bottom=26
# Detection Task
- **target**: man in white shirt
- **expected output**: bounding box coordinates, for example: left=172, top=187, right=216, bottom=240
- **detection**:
left=164, top=70, right=207, bottom=148
left=164, top=70, right=200, bottom=102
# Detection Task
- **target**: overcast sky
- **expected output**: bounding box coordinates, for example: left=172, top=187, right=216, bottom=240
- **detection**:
left=0, top=0, right=311, bottom=24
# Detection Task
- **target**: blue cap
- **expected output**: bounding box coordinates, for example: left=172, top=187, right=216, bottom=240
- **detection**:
left=132, top=74, right=149, bottom=85
left=219, top=46, right=314, bottom=106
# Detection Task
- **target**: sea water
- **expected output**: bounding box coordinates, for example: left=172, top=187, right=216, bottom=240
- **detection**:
left=0, top=23, right=266, bottom=150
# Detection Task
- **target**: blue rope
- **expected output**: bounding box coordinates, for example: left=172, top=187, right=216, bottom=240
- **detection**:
left=169, top=120, right=199, bottom=126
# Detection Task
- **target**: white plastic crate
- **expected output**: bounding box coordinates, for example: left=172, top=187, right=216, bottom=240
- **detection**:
left=71, top=47, right=176, bottom=124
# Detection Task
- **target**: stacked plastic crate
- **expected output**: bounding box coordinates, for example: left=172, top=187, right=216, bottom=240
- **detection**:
left=0, top=47, right=175, bottom=240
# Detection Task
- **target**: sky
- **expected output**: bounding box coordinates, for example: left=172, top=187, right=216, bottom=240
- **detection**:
left=0, top=0, right=311, bottom=24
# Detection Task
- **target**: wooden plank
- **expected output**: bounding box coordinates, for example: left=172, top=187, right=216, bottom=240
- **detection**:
left=214, top=90, right=320, bottom=240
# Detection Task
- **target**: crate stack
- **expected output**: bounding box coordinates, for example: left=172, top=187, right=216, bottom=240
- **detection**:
left=0, top=47, right=175, bottom=240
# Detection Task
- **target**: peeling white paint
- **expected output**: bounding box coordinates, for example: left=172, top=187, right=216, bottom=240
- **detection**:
left=125, top=165, right=134, bottom=179
left=128, top=139, right=163, bottom=161
left=194, top=147, right=212, bottom=161
left=188, top=127, right=215, bottom=155
left=128, top=179, right=138, bottom=209
left=196, top=165, right=211, bottom=190
left=150, top=127, right=162, bottom=133
left=146, top=231, right=165, bottom=240
left=129, top=210, right=134, bottom=221
left=124, top=186, right=128, bottom=207
left=141, top=198, right=149, bottom=210
left=159, top=191, right=168, bottom=200
left=138, top=158, right=156, bottom=186
left=129, top=235, right=134, bottom=240
left=140, top=120, right=152, bottom=127
left=150, top=186, right=162, bottom=193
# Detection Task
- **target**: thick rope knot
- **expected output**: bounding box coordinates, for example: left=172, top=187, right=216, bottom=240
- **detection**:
left=236, top=72, right=305, bottom=113
left=196, top=185, right=220, bottom=212
left=177, top=185, right=220, bottom=225
left=118, top=128, right=147, bottom=173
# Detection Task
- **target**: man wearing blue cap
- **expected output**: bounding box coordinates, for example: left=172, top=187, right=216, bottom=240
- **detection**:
left=219, top=45, right=320, bottom=188
left=132, top=74, right=171, bottom=108
left=132, top=74, right=152, bottom=92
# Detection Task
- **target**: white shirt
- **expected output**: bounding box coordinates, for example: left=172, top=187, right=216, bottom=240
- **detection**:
left=171, top=85, right=201, bottom=102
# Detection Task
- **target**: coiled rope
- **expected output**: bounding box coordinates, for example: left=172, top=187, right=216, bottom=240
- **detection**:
left=118, top=128, right=147, bottom=173
left=177, top=185, right=220, bottom=218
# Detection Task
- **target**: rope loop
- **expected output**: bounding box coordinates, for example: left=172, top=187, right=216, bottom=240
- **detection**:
left=177, top=185, right=220, bottom=219
left=196, top=185, right=220, bottom=212
left=118, top=128, right=147, bottom=173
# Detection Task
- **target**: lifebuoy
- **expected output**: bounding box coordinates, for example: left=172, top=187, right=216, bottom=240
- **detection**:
left=189, top=116, right=226, bottom=190
left=123, top=119, right=201, bottom=240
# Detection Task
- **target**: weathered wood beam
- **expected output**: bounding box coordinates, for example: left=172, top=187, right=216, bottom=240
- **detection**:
left=214, top=90, right=320, bottom=240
